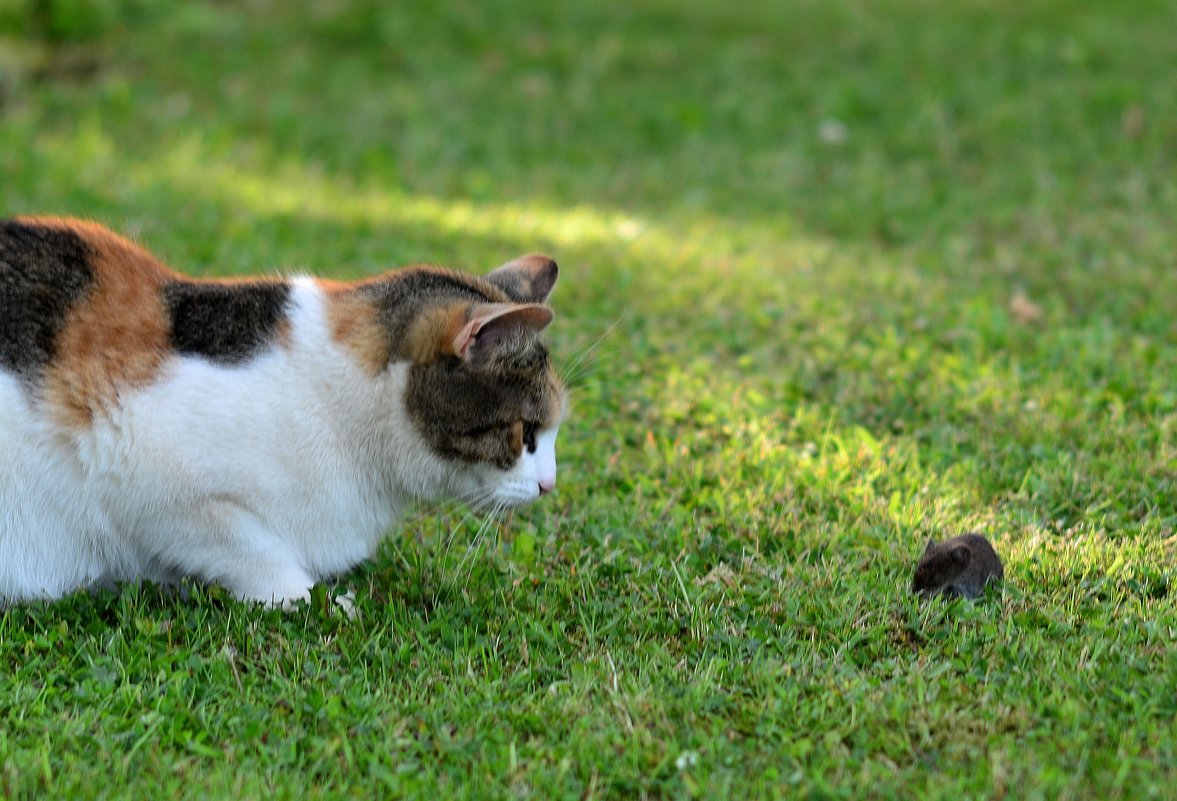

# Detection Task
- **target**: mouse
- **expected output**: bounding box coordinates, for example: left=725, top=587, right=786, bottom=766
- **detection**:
left=911, top=533, right=1003, bottom=600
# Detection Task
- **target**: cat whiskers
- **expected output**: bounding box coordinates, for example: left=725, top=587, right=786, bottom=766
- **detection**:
left=397, top=488, right=521, bottom=586
left=452, top=500, right=506, bottom=586
left=436, top=487, right=501, bottom=568
left=399, top=484, right=498, bottom=535
left=560, top=313, right=625, bottom=390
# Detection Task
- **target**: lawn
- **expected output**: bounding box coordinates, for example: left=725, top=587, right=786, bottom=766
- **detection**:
left=1, top=0, right=1175, bottom=798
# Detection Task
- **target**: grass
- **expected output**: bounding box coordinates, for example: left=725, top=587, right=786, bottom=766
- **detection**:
left=1, top=0, right=1176, bottom=798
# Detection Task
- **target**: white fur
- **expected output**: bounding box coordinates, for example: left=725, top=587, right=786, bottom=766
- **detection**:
left=0, top=278, right=560, bottom=605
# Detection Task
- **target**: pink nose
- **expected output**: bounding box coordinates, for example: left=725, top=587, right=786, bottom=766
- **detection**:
left=538, top=478, right=555, bottom=495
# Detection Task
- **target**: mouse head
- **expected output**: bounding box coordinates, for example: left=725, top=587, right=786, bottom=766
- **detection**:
left=911, top=538, right=972, bottom=594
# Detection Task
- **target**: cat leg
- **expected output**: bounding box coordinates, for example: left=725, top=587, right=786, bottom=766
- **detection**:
left=223, top=560, right=317, bottom=608
left=158, top=501, right=318, bottom=608
left=203, top=537, right=358, bottom=616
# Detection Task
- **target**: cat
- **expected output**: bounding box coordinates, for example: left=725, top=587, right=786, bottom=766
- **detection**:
left=0, top=216, right=566, bottom=607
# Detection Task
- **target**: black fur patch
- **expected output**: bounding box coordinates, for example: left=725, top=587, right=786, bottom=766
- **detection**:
left=163, top=280, right=292, bottom=364
left=0, top=219, right=94, bottom=379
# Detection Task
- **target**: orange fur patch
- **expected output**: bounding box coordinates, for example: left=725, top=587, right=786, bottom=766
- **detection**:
left=323, top=281, right=390, bottom=375
left=34, top=219, right=173, bottom=427
left=415, top=303, right=468, bottom=363
left=543, top=370, right=566, bottom=427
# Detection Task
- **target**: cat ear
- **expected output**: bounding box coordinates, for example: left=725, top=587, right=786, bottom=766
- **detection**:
left=924, top=538, right=937, bottom=554
left=949, top=545, right=972, bottom=568
left=451, top=303, right=554, bottom=361
left=485, top=255, right=559, bottom=303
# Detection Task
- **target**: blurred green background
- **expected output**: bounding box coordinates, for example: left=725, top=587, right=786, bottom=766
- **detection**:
left=1, top=1, right=1175, bottom=799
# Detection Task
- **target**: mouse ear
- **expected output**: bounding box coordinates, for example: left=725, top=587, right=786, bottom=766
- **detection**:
left=949, top=545, right=972, bottom=568
left=924, top=538, right=937, bottom=554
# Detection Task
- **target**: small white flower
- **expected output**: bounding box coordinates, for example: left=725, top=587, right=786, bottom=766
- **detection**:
left=818, top=118, right=849, bottom=145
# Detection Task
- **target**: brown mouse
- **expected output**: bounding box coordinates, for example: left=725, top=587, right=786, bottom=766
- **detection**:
left=912, top=533, right=1003, bottom=600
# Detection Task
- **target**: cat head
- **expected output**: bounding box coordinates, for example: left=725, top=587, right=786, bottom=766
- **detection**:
left=401, top=255, right=567, bottom=508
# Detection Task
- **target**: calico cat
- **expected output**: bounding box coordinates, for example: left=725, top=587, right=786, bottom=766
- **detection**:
left=0, top=216, right=566, bottom=606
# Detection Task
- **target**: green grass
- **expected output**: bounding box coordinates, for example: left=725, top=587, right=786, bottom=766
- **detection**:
left=2, top=0, right=1176, bottom=798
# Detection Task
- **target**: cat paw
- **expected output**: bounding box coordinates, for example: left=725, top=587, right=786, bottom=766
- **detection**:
left=334, top=588, right=358, bottom=620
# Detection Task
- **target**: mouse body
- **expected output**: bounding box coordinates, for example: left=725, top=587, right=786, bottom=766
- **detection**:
left=912, top=533, right=1003, bottom=600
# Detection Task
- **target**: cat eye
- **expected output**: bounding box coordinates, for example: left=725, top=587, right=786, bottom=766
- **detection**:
left=522, top=421, right=538, bottom=454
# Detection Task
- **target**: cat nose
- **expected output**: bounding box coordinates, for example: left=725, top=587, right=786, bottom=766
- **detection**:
left=538, top=478, right=555, bottom=495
